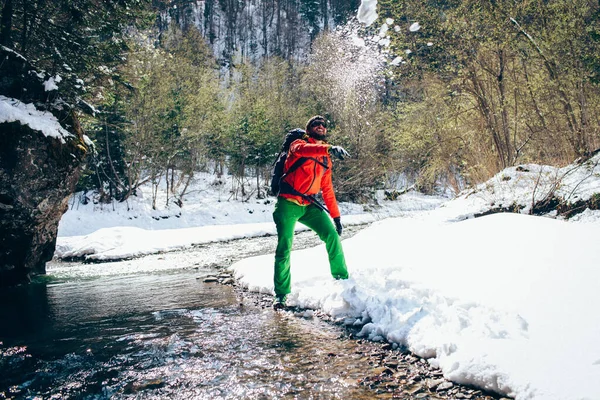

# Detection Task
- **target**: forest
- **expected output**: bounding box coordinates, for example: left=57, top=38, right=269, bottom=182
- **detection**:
left=2, top=0, right=600, bottom=206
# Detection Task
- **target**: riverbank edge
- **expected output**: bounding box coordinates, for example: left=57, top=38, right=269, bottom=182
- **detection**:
left=205, top=267, right=508, bottom=400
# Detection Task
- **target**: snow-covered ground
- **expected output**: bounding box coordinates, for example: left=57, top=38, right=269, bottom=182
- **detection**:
left=55, top=154, right=600, bottom=400
left=56, top=173, right=443, bottom=259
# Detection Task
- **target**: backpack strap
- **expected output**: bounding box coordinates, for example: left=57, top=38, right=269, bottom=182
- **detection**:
left=278, top=156, right=331, bottom=214
left=281, top=156, right=328, bottom=185
left=276, top=157, right=307, bottom=197
left=285, top=156, right=309, bottom=176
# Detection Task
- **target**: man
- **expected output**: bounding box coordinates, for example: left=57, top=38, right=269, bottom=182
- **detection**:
left=272, top=115, right=351, bottom=310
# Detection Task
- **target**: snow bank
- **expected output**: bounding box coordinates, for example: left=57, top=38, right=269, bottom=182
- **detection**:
left=437, top=154, right=600, bottom=222
left=230, top=212, right=600, bottom=400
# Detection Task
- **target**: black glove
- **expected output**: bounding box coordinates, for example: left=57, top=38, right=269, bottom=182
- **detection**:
left=333, top=217, right=343, bottom=236
left=329, top=145, right=350, bottom=160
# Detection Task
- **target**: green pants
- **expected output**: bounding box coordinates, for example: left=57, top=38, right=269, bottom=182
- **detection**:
left=272, top=197, right=348, bottom=296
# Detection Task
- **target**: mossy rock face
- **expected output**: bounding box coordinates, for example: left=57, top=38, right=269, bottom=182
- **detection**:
left=0, top=120, right=87, bottom=287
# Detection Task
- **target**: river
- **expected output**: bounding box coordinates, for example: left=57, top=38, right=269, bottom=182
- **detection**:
left=0, top=227, right=397, bottom=399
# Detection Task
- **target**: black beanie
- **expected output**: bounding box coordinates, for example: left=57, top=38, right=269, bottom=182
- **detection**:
left=306, top=115, right=326, bottom=132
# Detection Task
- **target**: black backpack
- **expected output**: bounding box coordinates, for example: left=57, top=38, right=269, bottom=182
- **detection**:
left=269, top=128, right=308, bottom=196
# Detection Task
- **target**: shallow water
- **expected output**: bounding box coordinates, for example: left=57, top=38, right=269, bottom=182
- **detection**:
left=0, top=266, right=390, bottom=399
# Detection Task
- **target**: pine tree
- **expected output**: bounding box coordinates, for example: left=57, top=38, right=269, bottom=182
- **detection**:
left=0, top=0, right=154, bottom=109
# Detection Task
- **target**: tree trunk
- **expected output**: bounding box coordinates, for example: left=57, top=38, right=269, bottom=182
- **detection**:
left=509, top=16, right=586, bottom=156
left=20, top=0, right=28, bottom=53
left=496, top=48, right=512, bottom=167
left=468, top=68, right=508, bottom=169
left=0, top=0, right=13, bottom=47
left=322, top=0, right=329, bottom=31
left=256, top=165, right=261, bottom=198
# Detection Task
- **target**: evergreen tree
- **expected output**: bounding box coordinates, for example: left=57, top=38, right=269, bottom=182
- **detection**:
left=0, top=0, right=154, bottom=108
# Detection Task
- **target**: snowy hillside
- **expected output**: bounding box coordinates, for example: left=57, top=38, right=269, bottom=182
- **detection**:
left=440, top=152, right=600, bottom=222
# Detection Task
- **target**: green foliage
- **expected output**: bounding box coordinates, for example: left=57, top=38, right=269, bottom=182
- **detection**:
left=300, top=0, right=323, bottom=40
left=78, top=91, right=133, bottom=201
left=377, top=0, right=600, bottom=186
left=82, top=24, right=227, bottom=204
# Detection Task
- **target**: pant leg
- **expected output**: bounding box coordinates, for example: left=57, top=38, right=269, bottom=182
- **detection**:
left=298, top=205, right=349, bottom=279
left=273, top=198, right=305, bottom=296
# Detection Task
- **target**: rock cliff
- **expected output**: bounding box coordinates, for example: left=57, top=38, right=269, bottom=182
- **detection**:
left=158, top=0, right=360, bottom=65
left=0, top=47, right=88, bottom=286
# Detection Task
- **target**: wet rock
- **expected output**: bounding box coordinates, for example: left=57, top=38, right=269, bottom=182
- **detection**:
left=123, top=378, right=165, bottom=394
left=393, top=371, right=407, bottom=379
left=294, top=309, right=314, bottom=319
left=437, top=381, right=454, bottom=391
left=382, top=342, right=394, bottom=350
left=406, top=383, right=424, bottom=394
left=427, top=378, right=446, bottom=390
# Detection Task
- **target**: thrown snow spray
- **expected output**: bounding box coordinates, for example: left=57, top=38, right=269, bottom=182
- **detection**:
left=322, top=21, right=386, bottom=105
left=307, top=0, right=411, bottom=118
left=306, top=10, right=385, bottom=120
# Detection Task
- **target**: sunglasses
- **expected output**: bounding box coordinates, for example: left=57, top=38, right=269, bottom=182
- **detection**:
left=310, top=120, right=327, bottom=129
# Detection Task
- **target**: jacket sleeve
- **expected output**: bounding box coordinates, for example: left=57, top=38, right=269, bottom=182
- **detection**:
left=289, top=139, right=329, bottom=157
left=320, top=159, right=341, bottom=219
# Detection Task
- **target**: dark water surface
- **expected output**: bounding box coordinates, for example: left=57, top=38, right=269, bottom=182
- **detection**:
left=0, top=268, right=387, bottom=399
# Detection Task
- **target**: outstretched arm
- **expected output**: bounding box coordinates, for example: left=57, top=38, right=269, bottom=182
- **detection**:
left=289, top=139, right=330, bottom=158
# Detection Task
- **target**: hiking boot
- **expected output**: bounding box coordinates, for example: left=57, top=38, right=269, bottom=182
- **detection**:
left=273, top=294, right=287, bottom=310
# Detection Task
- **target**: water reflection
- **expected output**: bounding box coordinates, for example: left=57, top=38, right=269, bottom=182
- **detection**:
left=0, top=282, right=52, bottom=341
left=1, top=269, right=382, bottom=399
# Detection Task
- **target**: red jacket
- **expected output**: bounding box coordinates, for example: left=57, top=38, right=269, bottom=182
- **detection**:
left=280, top=137, right=341, bottom=218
